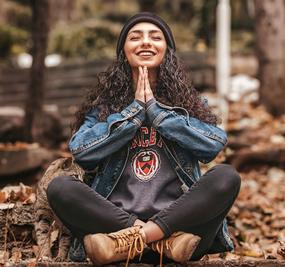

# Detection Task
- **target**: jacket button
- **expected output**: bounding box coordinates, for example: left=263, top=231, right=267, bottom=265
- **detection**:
left=131, top=108, right=137, bottom=113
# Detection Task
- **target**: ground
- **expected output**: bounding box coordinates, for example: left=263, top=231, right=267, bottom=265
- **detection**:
left=0, top=99, right=285, bottom=266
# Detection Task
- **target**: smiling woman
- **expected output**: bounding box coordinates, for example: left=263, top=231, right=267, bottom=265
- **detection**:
left=46, top=12, right=241, bottom=266
left=123, top=22, right=167, bottom=104
left=124, top=23, right=167, bottom=68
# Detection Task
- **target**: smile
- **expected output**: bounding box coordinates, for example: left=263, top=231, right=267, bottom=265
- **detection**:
left=136, top=51, right=156, bottom=56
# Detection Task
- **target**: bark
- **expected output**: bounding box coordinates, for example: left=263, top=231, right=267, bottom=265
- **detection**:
left=24, top=0, right=50, bottom=141
left=254, top=0, right=285, bottom=116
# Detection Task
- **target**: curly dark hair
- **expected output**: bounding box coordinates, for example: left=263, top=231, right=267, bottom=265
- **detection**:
left=71, top=48, right=218, bottom=134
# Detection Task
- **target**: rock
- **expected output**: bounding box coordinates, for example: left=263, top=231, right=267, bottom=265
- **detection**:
left=0, top=106, right=65, bottom=148
left=31, top=110, right=65, bottom=149
left=0, top=145, right=53, bottom=176
left=0, top=107, right=25, bottom=143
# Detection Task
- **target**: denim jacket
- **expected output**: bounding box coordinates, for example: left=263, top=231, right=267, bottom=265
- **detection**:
left=68, top=98, right=233, bottom=261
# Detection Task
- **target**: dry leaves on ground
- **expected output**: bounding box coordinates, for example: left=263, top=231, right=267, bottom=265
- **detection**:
left=1, top=100, right=285, bottom=263
left=0, top=183, right=35, bottom=204
left=202, top=100, right=285, bottom=261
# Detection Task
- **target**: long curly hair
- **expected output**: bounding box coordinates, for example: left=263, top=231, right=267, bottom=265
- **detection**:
left=71, top=48, right=218, bottom=134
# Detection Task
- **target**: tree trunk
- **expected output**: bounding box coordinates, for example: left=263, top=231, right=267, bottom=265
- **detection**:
left=198, top=0, right=217, bottom=47
left=254, top=0, right=285, bottom=116
left=24, top=0, right=49, bottom=141
left=137, top=0, right=156, bottom=12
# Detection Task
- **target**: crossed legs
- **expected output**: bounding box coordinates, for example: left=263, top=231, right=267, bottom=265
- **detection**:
left=47, top=164, right=240, bottom=260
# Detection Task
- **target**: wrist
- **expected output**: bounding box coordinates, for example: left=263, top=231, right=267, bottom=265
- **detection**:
left=146, top=98, right=156, bottom=109
left=136, top=99, right=145, bottom=108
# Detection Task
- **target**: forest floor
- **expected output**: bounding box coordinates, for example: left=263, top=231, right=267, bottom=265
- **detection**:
left=0, top=98, right=285, bottom=266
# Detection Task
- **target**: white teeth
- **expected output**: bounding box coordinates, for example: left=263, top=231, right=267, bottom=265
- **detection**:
left=139, top=52, right=154, bottom=56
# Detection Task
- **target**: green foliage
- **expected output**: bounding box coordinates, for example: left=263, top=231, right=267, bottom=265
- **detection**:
left=0, top=0, right=31, bottom=58
left=4, top=1, right=31, bottom=30
left=0, top=24, right=29, bottom=57
left=49, top=21, right=121, bottom=59
left=0, top=0, right=255, bottom=60
left=8, top=0, right=30, bottom=6
left=231, top=30, right=255, bottom=53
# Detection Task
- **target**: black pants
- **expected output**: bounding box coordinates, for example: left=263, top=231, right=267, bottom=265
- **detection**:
left=47, top=164, right=240, bottom=260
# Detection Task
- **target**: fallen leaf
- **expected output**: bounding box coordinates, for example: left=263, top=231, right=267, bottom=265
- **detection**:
left=0, top=192, right=8, bottom=203
left=26, top=260, right=37, bottom=267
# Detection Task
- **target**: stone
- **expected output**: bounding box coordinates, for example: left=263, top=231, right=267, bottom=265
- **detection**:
left=0, top=145, right=53, bottom=176
left=0, top=106, right=65, bottom=148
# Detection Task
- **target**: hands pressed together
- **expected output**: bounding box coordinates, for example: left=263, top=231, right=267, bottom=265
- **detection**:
left=135, top=66, right=154, bottom=103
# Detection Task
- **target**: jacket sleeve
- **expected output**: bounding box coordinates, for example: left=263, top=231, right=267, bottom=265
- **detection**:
left=69, top=100, right=145, bottom=170
left=146, top=99, right=227, bottom=163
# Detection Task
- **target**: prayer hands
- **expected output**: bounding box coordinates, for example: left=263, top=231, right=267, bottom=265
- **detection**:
left=135, top=66, right=154, bottom=103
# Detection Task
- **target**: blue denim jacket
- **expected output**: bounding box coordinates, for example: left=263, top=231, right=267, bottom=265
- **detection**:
left=68, top=98, right=233, bottom=261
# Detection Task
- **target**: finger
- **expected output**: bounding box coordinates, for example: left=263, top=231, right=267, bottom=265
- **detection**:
left=136, top=66, right=145, bottom=102
left=143, top=66, right=147, bottom=80
left=143, top=66, right=147, bottom=95
left=140, top=66, right=146, bottom=93
left=144, top=67, right=151, bottom=91
left=137, top=66, right=142, bottom=86
left=144, top=67, right=154, bottom=102
left=146, top=67, right=150, bottom=87
left=137, top=66, right=143, bottom=91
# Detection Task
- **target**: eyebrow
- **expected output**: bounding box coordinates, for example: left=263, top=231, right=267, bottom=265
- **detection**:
left=127, top=30, right=163, bottom=35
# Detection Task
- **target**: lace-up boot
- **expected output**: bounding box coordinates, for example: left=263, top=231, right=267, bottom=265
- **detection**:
left=84, top=226, right=146, bottom=266
left=151, top=231, right=201, bottom=266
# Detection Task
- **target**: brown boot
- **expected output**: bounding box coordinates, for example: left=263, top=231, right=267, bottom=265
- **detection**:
left=84, top=226, right=146, bottom=266
left=151, top=232, right=201, bottom=266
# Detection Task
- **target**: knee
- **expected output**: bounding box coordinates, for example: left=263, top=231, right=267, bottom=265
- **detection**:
left=47, top=175, right=75, bottom=206
left=211, top=164, right=241, bottom=197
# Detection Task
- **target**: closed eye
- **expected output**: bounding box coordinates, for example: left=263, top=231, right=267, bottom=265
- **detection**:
left=129, top=36, right=140, bottom=41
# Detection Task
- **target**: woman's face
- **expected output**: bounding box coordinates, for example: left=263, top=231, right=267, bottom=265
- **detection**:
left=124, top=22, right=167, bottom=70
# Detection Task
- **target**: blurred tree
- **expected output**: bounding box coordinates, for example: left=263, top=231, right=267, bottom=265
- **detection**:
left=164, top=0, right=194, bottom=23
left=138, top=0, right=157, bottom=12
left=231, top=0, right=254, bottom=30
left=0, top=0, right=31, bottom=58
left=197, top=0, right=217, bottom=47
left=254, top=0, right=285, bottom=116
left=48, top=0, right=75, bottom=26
left=24, top=0, right=49, bottom=141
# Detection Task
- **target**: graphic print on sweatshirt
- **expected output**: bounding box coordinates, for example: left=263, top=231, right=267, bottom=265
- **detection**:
left=130, top=126, right=162, bottom=182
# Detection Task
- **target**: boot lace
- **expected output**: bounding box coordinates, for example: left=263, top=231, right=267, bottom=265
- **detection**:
left=108, top=227, right=145, bottom=267
left=151, top=238, right=173, bottom=267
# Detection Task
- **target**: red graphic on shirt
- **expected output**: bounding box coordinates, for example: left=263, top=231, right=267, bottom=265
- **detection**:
left=131, top=126, right=162, bottom=149
left=133, top=150, right=160, bottom=181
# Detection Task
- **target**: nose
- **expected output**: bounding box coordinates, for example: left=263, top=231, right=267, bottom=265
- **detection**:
left=142, top=34, right=151, bottom=46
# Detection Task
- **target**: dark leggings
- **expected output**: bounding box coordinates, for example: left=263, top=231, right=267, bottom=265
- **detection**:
left=47, top=164, right=240, bottom=260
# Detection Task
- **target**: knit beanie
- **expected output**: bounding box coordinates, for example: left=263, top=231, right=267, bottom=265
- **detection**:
left=116, top=12, right=176, bottom=57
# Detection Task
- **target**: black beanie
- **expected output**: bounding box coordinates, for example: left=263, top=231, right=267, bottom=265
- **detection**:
left=116, top=12, right=176, bottom=57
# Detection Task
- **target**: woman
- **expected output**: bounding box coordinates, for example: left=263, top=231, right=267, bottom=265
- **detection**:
left=47, top=12, right=241, bottom=266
